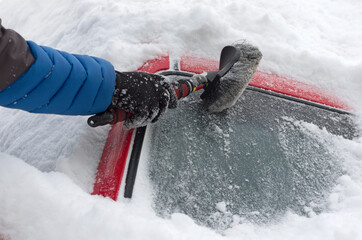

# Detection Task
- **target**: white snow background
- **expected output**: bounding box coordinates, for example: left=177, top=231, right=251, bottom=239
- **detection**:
left=1, top=0, right=362, bottom=239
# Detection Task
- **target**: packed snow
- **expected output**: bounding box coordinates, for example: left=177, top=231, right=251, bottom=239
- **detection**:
left=1, top=0, right=362, bottom=239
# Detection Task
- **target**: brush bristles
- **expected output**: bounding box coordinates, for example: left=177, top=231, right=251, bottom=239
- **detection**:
left=207, top=43, right=262, bottom=113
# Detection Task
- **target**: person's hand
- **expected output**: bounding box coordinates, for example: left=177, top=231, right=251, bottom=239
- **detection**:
left=88, top=71, right=177, bottom=129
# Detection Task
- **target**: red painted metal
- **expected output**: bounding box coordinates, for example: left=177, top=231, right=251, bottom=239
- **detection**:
left=180, top=56, right=351, bottom=111
left=250, top=71, right=351, bottom=111
left=94, top=53, right=352, bottom=201
left=92, top=56, right=170, bottom=201
left=137, top=55, right=170, bottom=73
left=92, top=123, right=134, bottom=200
left=181, top=56, right=219, bottom=74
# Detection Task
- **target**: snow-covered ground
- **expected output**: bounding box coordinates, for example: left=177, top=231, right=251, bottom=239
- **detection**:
left=1, top=0, right=362, bottom=239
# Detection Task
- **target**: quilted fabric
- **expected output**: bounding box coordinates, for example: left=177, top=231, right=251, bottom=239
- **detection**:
left=0, top=41, right=116, bottom=115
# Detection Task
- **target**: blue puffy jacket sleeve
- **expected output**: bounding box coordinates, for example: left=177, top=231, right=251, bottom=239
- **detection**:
left=0, top=41, right=116, bottom=115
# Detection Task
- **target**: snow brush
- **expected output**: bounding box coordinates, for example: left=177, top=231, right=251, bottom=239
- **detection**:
left=87, top=43, right=262, bottom=127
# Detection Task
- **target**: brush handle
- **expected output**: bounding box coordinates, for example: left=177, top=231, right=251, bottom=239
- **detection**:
left=87, top=108, right=131, bottom=127
left=87, top=78, right=206, bottom=127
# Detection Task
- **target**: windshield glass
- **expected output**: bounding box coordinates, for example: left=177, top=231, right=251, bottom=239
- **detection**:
left=147, top=75, right=356, bottom=230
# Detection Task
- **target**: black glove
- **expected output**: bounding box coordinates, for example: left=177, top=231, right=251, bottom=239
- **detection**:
left=88, top=71, right=177, bottom=129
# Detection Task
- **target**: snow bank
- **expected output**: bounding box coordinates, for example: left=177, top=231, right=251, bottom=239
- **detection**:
left=0, top=153, right=221, bottom=240
left=0, top=0, right=362, bottom=239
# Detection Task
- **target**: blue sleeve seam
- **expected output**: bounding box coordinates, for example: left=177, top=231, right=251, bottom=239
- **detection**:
left=31, top=56, right=75, bottom=112
left=6, top=64, right=55, bottom=108
left=64, top=58, right=89, bottom=113
left=88, top=57, right=107, bottom=113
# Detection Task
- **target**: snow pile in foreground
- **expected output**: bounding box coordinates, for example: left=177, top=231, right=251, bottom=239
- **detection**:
left=1, top=0, right=362, bottom=239
left=0, top=153, right=221, bottom=240
left=1, top=136, right=362, bottom=239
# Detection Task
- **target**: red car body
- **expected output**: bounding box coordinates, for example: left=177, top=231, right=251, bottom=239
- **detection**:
left=92, top=55, right=352, bottom=201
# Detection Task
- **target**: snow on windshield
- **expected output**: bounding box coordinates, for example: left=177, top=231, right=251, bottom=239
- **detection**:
left=0, top=0, right=362, bottom=239
left=148, top=88, right=355, bottom=230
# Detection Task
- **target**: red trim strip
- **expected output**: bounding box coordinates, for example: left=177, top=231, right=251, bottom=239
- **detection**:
left=137, top=55, right=170, bottom=73
left=180, top=56, right=218, bottom=74
left=92, top=123, right=134, bottom=200
left=92, top=56, right=170, bottom=201
left=94, top=53, right=352, bottom=201
left=250, top=71, right=351, bottom=111
left=180, top=56, right=351, bottom=111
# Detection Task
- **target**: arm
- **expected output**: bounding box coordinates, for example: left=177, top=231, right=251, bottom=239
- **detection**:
left=0, top=19, right=176, bottom=128
left=0, top=19, right=116, bottom=115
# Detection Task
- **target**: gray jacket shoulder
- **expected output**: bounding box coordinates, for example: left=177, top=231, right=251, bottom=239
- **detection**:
left=0, top=19, right=35, bottom=90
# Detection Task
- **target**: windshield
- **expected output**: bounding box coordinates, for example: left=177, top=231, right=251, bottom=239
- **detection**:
left=147, top=75, right=356, bottom=230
